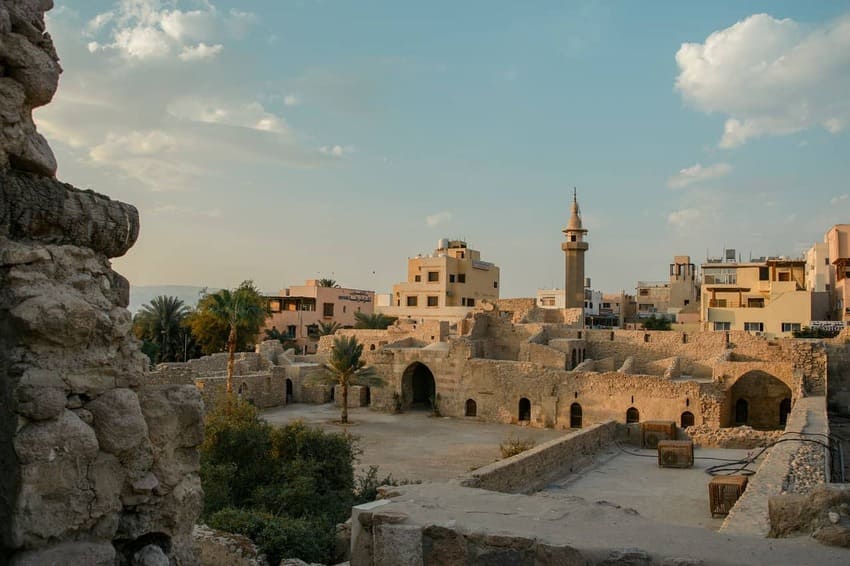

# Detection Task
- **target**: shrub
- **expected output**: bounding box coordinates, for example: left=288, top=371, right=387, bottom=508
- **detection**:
left=499, top=435, right=537, bottom=458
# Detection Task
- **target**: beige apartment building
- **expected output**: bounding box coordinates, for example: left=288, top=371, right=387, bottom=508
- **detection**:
left=263, top=280, right=375, bottom=353
left=700, top=255, right=828, bottom=337
left=636, top=255, right=698, bottom=319
left=825, top=224, right=850, bottom=322
left=377, top=239, right=500, bottom=324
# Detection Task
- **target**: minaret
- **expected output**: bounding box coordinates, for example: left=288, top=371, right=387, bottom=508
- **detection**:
left=562, top=188, right=589, bottom=309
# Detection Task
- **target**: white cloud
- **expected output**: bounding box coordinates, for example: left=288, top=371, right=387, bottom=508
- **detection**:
left=283, top=94, right=300, bottom=106
left=89, top=130, right=176, bottom=161
left=319, top=144, right=354, bottom=157
left=667, top=208, right=702, bottom=229
left=666, top=162, right=732, bottom=189
left=167, top=97, right=287, bottom=133
left=675, top=13, right=850, bottom=148
left=88, top=1, right=253, bottom=61
left=425, top=211, right=452, bottom=227
left=179, top=43, right=223, bottom=61
left=831, top=194, right=849, bottom=205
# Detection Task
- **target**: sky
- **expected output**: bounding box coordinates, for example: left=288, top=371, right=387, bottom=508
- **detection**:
left=36, top=0, right=850, bottom=298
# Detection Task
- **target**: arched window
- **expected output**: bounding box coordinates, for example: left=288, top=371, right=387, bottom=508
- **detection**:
left=681, top=411, right=695, bottom=428
left=465, top=399, right=477, bottom=417
left=570, top=403, right=582, bottom=428
left=518, top=398, right=531, bottom=421
left=626, top=407, right=640, bottom=424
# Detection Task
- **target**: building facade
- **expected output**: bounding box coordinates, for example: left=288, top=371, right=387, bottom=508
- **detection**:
left=825, top=224, right=850, bottom=322
left=377, top=239, right=500, bottom=324
left=636, top=255, right=698, bottom=320
left=263, top=280, right=375, bottom=352
left=700, top=256, right=827, bottom=337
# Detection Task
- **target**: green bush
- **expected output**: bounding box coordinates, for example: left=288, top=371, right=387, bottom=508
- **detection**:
left=792, top=326, right=840, bottom=339
left=499, top=435, right=537, bottom=458
left=207, top=508, right=333, bottom=565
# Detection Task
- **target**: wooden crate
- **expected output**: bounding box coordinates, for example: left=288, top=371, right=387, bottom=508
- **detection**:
left=641, top=420, right=676, bottom=448
left=657, top=440, right=694, bottom=468
left=709, top=475, right=748, bottom=517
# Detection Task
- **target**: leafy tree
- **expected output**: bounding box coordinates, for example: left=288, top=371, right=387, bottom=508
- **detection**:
left=316, top=320, right=341, bottom=337
left=316, top=278, right=339, bottom=288
left=353, top=311, right=397, bottom=330
left=313, top=336, right=384, bottom=423
left=185, top=281, right=268, bottom=395
left=133, top=295, right=191, bottom=363
left=642, top=315, right=672, bottom=331
left=264, top=326, right=298, bottom=350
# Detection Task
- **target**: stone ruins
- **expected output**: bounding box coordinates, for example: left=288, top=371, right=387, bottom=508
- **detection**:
left=1, top=2, right=203, bottom=564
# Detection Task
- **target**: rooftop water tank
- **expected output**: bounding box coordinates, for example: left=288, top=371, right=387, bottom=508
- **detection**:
left=438, top=238, right=449, bottom=250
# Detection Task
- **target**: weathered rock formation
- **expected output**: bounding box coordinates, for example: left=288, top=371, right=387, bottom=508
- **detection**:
left=1, top=1, right=203, bottom=564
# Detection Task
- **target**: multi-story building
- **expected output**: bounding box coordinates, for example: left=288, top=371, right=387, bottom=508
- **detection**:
left=825, top=224, right=850, bottom=322
left=263, top=280, right=375, bottom=353
left=700, top=253, right=828, bottom=336
left=635, top=256, right=698, bottom=319
left=599, top=292, right=637, bottom=327
left=377, top=239, right=500, bottom=323
left=535, top=284, right=603, bottom=323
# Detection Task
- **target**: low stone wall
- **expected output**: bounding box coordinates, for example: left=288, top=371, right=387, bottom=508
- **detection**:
left=720, top=396, right=830, bottom=537
left=335, top=384, right=369, bottom=407
left=457, top=421, right=618, bottom=494
left=195, top=372, right=287, bottom=409
left=684, top=424, right=783, bottom=449
left=192, top=524, right=268, bottom=566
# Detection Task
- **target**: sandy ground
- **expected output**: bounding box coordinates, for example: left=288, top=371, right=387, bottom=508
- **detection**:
left=261, top=403, right=564, bottom=482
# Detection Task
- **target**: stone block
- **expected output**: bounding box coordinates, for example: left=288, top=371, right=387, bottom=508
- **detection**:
left=87, top=388, right=149, bottom=455
left=374, top=524, right=422, bottom=566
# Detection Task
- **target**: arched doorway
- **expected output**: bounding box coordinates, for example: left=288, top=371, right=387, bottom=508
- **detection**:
left=364, top=386, right=371, bottom=407
left=285, top=378, right=293, bottom=404
left=779, top=398, right=791, bottom=426
left=729, top=371, right=791, bottom=429
left=681, top=411, right=695, bottom=428
left=626, top=407, right=640, bottom=424
left=465, top=399, right=477, bottom=417
left=734, top=399, right=748, bottom=425
left=401, top=362, right=436, bottom=410
left=570, top=403, right=582, bottom=428
left=571, top=350, right=577, bottom=369
left=518, top=398, right=531, bottom=421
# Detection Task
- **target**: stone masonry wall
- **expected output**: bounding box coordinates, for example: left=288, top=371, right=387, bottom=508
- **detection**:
left=0, top=3, right=203, bottom=563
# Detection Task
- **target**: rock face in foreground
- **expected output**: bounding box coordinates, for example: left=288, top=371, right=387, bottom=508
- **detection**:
left=0, top=1, right=204, bottom=564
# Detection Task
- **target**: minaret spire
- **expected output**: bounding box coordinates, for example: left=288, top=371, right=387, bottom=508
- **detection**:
left=562, top=188, right=589, bottom=312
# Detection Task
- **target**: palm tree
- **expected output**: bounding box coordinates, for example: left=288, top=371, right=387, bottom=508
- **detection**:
left=315, top=335, right=383, bottom=423
left=354, top=311, right=397, bottom=329
left=133, top=296, right=190, bottom=363
left=316, top=320, right=342, bottom=337
left=208, top=285, right=267, bottom=396
left=316, top=278, right=339, bottom=288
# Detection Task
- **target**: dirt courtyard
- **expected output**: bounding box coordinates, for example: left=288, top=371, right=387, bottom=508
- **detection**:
left=261, top=403, right=564, bottom=482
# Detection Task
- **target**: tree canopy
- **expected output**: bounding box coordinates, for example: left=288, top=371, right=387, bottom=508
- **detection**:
left=313, top=335, right=383, bottom=423
left=642, top=315, right=672, bottom=331
left=184, top=281, right=269, bottom=355
left=353, top=311, right=397, bottom=330
left=132, top=295, right=191, bottom=364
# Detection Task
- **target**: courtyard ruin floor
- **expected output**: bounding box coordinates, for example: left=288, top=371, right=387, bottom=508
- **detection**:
left=261, top=403, right=564, bottom=482
left=540, top=445, right=764, bottom=530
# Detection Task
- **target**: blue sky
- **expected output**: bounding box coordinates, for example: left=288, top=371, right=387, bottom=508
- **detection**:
left=38, top=1, right=850, bottom=297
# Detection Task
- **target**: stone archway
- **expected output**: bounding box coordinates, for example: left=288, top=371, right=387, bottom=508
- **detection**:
left=401, top=362, right=436, bottom=410
left=681, top=411, right=695, bottom=428
left=626, top=407, right=640, bottom=424
left=465, top=399, right=477, bottom=417
left=518, top=398, right=531, bottom=422
left=728, top=370, right=792, bottom=429
left=285, top=378, right=293, bottom=404
left=570, top=403, right=582, bottom=428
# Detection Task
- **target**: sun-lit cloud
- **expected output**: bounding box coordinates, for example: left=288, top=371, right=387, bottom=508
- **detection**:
left=831, top=194, right=849, bottom=205
left=86, top=0, right=253, bottom=61
left=167, top=97, right=288, bottom=133
left=667, top=208, right=702, bottom=229
left=425, top=211, right=452, bottom=227
left=675, top=13, right=850, bottom=148
left=319, top=145, right=354, bottom=157
left=666, top=162, right=732, bottom=189
left=283, top=94, right=300, bottom=106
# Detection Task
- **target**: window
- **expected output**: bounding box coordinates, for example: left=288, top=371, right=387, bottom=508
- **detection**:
left=323, top=303, right=334, bottom=317
left=759, top=266, right=769, bottom=281
left=457, top=274, right=466, bottom=283
left=825, top=257, right=830, bottom=265
left=570, top=235, right=576, bottom=242
left=684, top=299, right=690, bottom=306
left=286, top=325, right=296, bottom=338
left=714, top=321, right=731, bottom=331
left=639, top=289, right=649, bottom=296
left=414, top=275, right=421, bottom=282
left=406, top=296, right=418, bottom=307
left=428, top=271, right=439, bottom=282
left=778, top=272, right=790, bottom=282
left=427, top=296, right=438, bottom=307
left=449, top=274, right=455, bottom=283
left=493, top=281, right=498, bottom=288
left=744, top=322, right=764, bottom=332
left=343, top=306, right=346, bottom=313
left=781, top=322, right=801, bottom=333
left=747, top=298, right=764, bottom=308
left=467, top=298, right=475, bottom=307
left=461, top=297, right=466, bottom=306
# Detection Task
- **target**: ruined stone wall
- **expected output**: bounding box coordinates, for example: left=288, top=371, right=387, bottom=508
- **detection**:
left=194, top=373, right=287, bottom=410
left=0, top=4, right=203, bottom=562
left=457, top=421, right=618, bottom=494
left=827, top=342, right=850, bottom=416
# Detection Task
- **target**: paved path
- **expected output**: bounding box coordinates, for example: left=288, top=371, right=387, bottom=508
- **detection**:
left=261, top=403, right=564, bottom=482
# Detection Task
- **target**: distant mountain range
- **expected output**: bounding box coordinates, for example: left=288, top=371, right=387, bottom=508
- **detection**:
left=128, top=285, right=216, bottom=315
